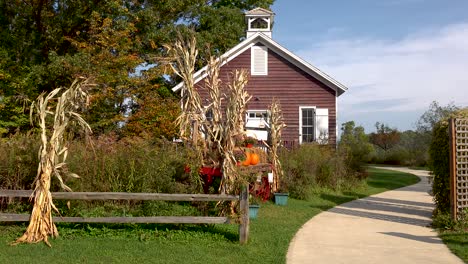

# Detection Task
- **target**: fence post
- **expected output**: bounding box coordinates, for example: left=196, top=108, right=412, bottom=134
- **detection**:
left=449, top=118, right=457, bottom=220
left=239, top=184, right=249, bottom=244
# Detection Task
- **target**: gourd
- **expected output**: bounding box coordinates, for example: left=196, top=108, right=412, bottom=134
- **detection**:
left=242, top=152, right=252, bottom=166
left=250, top=153, right=259, bottom=165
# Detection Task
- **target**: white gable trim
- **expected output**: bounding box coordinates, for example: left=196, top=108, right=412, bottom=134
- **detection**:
left=172, top=32, right=348, bottom=96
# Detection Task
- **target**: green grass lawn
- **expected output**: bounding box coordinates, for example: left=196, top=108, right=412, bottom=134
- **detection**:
left=0, top=168, right=420, bottom=264
left=440, top=231, right=468, bottom=262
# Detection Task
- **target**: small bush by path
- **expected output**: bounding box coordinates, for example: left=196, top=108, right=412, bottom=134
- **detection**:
left=0, top=168, right=419, bottom=263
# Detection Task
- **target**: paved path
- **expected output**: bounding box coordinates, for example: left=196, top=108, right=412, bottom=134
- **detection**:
left=286, top=167, right=464, bottom=264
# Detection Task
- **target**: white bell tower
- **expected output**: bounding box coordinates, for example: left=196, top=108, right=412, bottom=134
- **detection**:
left=245, top=8, right=275, bottom=38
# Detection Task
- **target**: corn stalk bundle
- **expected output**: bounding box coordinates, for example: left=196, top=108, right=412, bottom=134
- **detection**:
left=268, top=98, right=286, bottom=192
left=166, top=35, right=204, bottom=144
left=14, top=78, right=92, bottom=246
left=203, top=56, right=224, bottom=167
left=220, top=69, right=251, bottom=194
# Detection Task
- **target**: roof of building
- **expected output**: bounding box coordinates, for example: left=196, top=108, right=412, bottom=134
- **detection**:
left=172, top=32, right=348, bottom=96
left=245, top=7, right=275, bottom=16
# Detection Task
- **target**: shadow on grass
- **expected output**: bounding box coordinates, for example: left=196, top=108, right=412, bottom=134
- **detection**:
left=55, top=222, right=239, bottom=243
left=367, top=177, right=413, bottom=190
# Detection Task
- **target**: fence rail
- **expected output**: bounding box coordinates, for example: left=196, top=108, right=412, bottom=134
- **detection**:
left=0, top=188, right=250, bottom=244
left=0, top=190, right=239, bottom=202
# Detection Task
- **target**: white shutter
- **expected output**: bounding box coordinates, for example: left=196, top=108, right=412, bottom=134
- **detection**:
left=315, top=108, right=329, bottom=144
left=251, top=46, right=268, bottom=75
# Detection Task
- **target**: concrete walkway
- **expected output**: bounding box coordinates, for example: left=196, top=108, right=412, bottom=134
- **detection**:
left=286, top=167, right=464, bottom=264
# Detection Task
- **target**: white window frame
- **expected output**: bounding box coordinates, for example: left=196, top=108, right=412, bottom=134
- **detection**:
left=299, top=106, right=316, bottom=144
left=251, top=46, right=268, bottom=76
left=246, top=110, right=270, bottom=128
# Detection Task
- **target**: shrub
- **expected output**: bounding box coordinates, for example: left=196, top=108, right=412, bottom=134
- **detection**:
left=0, top=134, right=202, bottom=194
left=280, top=144, right=362, bottom=200
left=64, top=135, right=202, bottom=194
left=0, top=133, right=40, bottom=190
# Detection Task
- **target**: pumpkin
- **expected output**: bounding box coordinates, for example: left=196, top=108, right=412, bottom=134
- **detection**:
left=250, top=153, right=259, bottom=165
left=242, top=152, right=252, bottom=166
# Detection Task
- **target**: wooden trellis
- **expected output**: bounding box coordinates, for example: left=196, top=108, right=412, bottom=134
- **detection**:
left=450, top=118, right=468, bottom=220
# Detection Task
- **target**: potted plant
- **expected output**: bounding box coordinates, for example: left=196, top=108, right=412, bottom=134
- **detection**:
left=249, top=194, right=261, bottom=219
left=244, top=136, right=257, bottom=148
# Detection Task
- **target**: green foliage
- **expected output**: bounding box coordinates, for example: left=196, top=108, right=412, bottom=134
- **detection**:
left=429, top=121, right=451, bottom=213
left=417, top=101, right=459, bottom=134
left=0, top=168, right=419, bottom=264
left=0, top=0, right=275, bottom=137
left=429, top=108, right=468, bottom=213
left=280, top=144, right=362, bottom=200
left=65, top=135, right=202, bottom=193
left=339, top=121, right=374, bottom=172
left=0, top=134, right=40, bottom=190
left=0, top=134, right=201, bottom=194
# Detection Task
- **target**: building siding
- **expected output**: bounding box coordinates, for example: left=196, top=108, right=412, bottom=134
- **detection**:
left=196, top=45, right=337, bottom=145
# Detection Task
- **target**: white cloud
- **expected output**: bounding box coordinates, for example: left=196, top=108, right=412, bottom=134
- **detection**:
left=296, top=23, right=468, bottom=130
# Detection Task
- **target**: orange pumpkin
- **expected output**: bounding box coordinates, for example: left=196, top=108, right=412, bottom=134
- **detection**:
left=242, top=152, right=252, bottom=166
left=250, top=153, right=259, bottom=165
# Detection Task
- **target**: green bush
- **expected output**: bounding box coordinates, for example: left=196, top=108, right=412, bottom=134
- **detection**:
left=429, top=108, right=468, bottom=213
left=432, top=209, right=468, bottom=231
left=0, top=133, right=40, bottom=190
left=0, top=133, right=202, bottom=194
left=280, top=144, right=362, bottom=200
left=429, top=121, right=451, bottom=213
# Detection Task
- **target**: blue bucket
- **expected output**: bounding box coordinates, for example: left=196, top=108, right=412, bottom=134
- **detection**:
left=249, top=204, right=260, bottom=219
left=274, top=193, right=289, bottom=206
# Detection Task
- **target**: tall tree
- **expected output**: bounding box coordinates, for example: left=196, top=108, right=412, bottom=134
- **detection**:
left=339, top=121, right=374, bottom=172
left=417, top=101, right=459, bottom=134
left=0, top=0, right=275, bottom=136
left=369, top=122, right=400, bottom=152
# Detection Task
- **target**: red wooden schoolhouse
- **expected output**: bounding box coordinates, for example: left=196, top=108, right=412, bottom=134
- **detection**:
left=172, top=8, right=348, bottom=146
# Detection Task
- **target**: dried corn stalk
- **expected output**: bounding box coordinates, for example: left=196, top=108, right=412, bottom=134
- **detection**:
left=166, top=34, right=205, bottom=165
left=14, top=78, right=92, bottom=246
left=269, top=98, right=286, bottom=192
left=221, top=69, right=251, bottom=194
left=203, top=56, right=224, bottom=166
left=168, top=34, right=251, bottom=194
left=167, top=35, right=203, bottom=140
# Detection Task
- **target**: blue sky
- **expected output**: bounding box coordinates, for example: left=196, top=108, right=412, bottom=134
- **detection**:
left=270, top=0, right=468, bottom=132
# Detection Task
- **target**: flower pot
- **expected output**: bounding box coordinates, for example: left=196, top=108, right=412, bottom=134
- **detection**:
left=274, top=193, right=289, bottom=206
left=249, top=204, right=260, bottom=219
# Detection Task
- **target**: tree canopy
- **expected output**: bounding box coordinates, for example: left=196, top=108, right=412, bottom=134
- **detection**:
left=369, top=122, right=400, bottom=152
left=0, top=0, right=274, bottom=137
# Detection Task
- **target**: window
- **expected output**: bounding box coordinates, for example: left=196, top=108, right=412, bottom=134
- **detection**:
left=250, top=18, right=269, bottom=29
left=246, top=110, right=269, bottom=128
left=247, top=111, right=268, bottom=120
left=299, top=107, right=329, bottom=144
left=246, top=110, right=269, bottom=140
left=251, top=46, right=268, bottom=75
left=300, top=108, right=315, bottom=143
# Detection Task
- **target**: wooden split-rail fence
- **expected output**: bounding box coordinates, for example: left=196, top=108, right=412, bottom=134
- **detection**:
left=0, top=187, right=250, bottom=244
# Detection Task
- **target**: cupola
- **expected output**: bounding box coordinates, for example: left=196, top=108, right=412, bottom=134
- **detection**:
left=245, top=7, right=275, bottom=38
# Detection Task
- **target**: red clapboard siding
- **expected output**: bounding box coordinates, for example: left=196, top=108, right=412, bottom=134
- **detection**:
left=196, top=46, right=337, bottom=145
